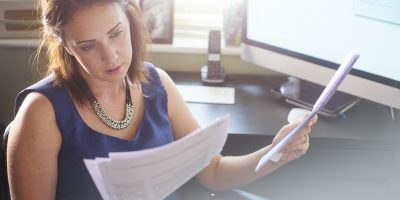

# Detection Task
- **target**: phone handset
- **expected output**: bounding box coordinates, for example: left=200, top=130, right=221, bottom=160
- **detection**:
left=201, top=30, right=225, bottom=83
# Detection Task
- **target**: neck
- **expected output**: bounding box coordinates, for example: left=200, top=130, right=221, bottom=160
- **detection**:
left=88, top=79, right=126, bottom=101
left=77, top=65, right=127, bottom=100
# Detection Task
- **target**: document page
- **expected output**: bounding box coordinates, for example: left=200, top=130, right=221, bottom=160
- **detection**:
left=255, top=51, right=360, bottom=171
left=84, top=115, right=230, bottom=200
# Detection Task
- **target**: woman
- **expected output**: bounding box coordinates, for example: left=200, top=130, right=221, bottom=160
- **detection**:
left=6, top=0, right=316, bottom=199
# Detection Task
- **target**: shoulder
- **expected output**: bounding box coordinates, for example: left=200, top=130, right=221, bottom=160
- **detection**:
left=154, top=67, right=178, bottom=98
left=10, top=90, right=62, bottom=143
left=14, top=75, right=59, bottom=113
left=9, top=91, right=61, bottom=154
left=142, top=62, right=175, bottom=92
left=151, top=65, right=201, bottom=139
left=156, top=67, right=174, bottom=87
left=13, top=76, right=56, bottom=125
left=12, top=76, right=61, bottom=136
left=14, top=92, right=57, bottom=131
left=19, top=92, right=53, bottom=112
left=143, top=62, right=170, bottom=82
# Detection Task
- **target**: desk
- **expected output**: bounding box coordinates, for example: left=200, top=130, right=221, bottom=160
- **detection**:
left=169, top=71, right=400, bottom=200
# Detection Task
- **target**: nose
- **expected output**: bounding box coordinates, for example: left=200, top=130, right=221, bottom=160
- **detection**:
left=100, top=43, right=118, bottom=63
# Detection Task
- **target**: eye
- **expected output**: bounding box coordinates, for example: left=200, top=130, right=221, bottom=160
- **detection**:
left=81, top=43, right=95, bottom=51
left=110, top=30, right=122, bottom=38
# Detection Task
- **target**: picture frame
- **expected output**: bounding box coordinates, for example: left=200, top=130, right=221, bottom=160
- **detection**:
left=139, top=0, right=174, bottom=44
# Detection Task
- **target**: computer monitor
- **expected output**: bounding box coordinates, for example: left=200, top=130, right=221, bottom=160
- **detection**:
left=240, top=0, right=400, bottom=111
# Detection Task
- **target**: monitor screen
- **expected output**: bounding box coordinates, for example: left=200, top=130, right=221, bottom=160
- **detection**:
left=240, top=0, right=400, bottom=109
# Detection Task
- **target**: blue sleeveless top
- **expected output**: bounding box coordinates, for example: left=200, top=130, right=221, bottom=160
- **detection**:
left=15, top=63, right=180, bottom=200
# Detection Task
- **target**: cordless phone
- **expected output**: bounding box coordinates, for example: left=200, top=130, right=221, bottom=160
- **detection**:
left=201, top=30, right=225, bottom=83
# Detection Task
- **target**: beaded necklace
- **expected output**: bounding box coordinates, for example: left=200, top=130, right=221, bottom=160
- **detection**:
left=90, top=77, right=133, bottom=130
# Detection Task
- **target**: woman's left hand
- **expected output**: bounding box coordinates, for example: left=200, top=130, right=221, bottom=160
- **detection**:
left=271, top=115, right=318, bottom=164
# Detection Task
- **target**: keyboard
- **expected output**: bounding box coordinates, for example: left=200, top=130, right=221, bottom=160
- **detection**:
left=176, top=85, right=235, bottom=104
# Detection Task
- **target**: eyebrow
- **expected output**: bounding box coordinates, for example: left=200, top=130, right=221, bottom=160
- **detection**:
left=107, top=22, right=122, bottom=34
left=76, top=22, right=122, bottom=44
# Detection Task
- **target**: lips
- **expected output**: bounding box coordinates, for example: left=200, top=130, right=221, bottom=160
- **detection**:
left=105, top=65, right=121, bottom=75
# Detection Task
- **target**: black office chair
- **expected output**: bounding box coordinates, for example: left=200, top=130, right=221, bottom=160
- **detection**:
left=1, top=123, right=11, bottom=200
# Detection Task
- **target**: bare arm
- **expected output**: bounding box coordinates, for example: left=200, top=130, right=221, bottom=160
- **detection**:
left=7, top=92, right=61, bottom=200
left=157, top=68, right=316, bottom=191
left=156, top=68, right=201, bottom=140
left=195, top=121, right=314, bottom=190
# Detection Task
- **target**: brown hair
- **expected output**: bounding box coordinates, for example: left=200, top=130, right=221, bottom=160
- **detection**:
left=37, top=0, right=150, bottom=106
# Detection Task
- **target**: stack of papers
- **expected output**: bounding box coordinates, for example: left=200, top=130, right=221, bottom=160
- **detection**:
left=84, top=115, right=230, bottom=200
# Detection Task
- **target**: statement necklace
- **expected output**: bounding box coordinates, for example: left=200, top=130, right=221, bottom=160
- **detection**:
left=90, top=77, right=133, bottom=130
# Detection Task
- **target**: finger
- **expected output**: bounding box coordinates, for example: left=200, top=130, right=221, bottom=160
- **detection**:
left=281, top=134, right=309, bottom=152
left=293, top=113, right=318, bottom=127
left=284, top=132, right=309, bottom=149
left=308, top=115, right=318, bottom=127
left=278, top=134, right=310, bottom=162
left=272, top=123, right=299, bottom=145
left=281, top=140, right=309, bottom=157
left=287, top=125, right=310, bottom=144
left=283, top=133, right=307, bottom=147
left=273, top=121, right=310, bottom=146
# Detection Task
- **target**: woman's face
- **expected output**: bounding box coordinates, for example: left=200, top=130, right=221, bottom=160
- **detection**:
left=63, top=2, right=132, bottom=83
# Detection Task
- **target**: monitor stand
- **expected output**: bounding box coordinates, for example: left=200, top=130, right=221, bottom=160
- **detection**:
left=271, top=77, right=360, bottom=118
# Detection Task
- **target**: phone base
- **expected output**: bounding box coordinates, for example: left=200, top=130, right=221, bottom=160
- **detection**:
left=201, top=66, right=225, bottom=84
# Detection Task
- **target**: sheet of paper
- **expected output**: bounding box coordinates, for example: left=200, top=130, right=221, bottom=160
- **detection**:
left=255, top=51, right=360, bottom=172
left=84, top=115, right=230, bottom=200
left=83, top=158, right=110, bottom=199
left=176, top=85, right=235, bottom=104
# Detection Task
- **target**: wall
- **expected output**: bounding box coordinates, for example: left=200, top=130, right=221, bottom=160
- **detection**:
left=148, top=51, right=277, bottom=75
left=0, top=46, right=43, bottom=126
